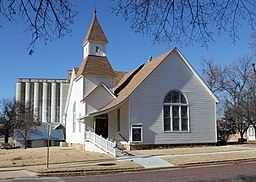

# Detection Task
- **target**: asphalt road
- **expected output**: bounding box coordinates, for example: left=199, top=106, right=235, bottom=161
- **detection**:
left=61, top=162, right=256, bottom=182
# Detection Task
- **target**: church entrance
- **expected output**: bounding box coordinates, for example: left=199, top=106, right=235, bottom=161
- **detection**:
left=95, top=114, right=108, bottom=139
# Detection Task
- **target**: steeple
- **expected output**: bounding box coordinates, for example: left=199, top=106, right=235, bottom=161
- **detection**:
left=83, top=8, right=108, bottom=45
left=82, top=8, right=108, bottom=58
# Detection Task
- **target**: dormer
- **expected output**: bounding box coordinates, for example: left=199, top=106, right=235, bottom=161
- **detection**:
left=82, top=8, right=108, bottom=58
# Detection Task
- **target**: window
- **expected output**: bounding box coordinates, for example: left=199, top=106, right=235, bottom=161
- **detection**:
left=117, top=109, right=120, bottom=132
left=163, top=90, right=189, bottom=132
left=95, top=46, right=100, bottom=53
left=131, top=123, right=143, bottom=142
left=73, top=102, right=76, bottom=132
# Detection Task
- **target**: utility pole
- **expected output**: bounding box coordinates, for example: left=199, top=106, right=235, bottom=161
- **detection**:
left=47, top=124, right=50, bottom=168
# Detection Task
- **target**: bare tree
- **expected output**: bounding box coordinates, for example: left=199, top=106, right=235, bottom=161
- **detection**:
left=201, top=58, right=227, bottom=118
left=112, top=0, right=256, bottom=46
left=201, top=58, right=227, bottom=94
left=202, top=56, right=255, bottom=143
left=249, top=32, right=256, bottom=56
left=0, top=98, right=16, bottom=144
left=0, top=0, right=77, bottom=54
left=14, top=101, right=40, bottom=148
left=222, top=56, right=254, bottom=143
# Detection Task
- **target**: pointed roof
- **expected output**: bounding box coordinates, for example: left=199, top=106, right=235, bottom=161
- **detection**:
left=82, top=8, right=108, bottom=46
left=76, top=55, right=115, bottom=78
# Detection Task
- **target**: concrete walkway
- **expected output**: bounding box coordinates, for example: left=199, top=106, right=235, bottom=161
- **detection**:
left=116, top=155, right=174, bottom=168
left=116, top=146, right=256, bottom=168
left=0, top=167, right=38, bottom=181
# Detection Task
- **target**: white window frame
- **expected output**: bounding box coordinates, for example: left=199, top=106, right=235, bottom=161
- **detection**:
left=163, top=90, right=190, bottom=132
left=131, top=123, right=143, bottom=142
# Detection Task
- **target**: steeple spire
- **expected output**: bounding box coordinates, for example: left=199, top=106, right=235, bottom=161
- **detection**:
left=82, top=8, right=108, bottom=46
left=94, top=7, right=97, bottom=16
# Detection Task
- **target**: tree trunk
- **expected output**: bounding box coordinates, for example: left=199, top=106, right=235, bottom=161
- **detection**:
left=24, top=138, right=27, bottom=149
left=4, top=134, right=8, bottom=144
left=240, top=131, right=244, bottom=144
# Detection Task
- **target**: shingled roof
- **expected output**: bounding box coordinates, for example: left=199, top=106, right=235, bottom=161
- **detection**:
left=82, top=9, right=108, bottom=46
left=76, top=55, right=116, bottom=78
left=87, top=49, right=174, bottom=116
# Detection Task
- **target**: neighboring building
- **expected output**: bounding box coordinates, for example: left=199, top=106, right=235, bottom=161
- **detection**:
left=15, top=72, right=71, bottom=124
left=64, top=9, right=219, bottom=151
left=14, top=123, right=65, bottom=148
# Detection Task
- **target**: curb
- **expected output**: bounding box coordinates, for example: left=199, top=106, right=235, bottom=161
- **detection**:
left=36, top=158, right=256, bottom=177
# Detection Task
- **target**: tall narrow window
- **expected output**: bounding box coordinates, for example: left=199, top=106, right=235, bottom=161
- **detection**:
left=163, top=90, right=189, bottom=132
left=117, top=109, right=120, bottom=132
left=95, top=46, right=100, bottom=53
left=73, top=102, right=76, bottom=133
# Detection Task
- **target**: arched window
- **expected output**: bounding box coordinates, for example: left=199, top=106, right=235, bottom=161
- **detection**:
left=73, top=102, right=76, bottom=133
left=163, top=90, right=189, bottom=132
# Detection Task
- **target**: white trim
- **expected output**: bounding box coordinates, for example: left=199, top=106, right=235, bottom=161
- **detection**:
left=131, top=122, right=143, bottom=142
left=163, top=90, right=190, bottom=132
left=64, top=68, right=76, bottom=114
left=175, top=48, right=219, bottom=103
left=81, top=82, right=116, bottom=102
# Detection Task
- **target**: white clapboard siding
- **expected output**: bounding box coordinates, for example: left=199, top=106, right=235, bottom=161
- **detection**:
left=107, top=101, right=130, bottom=142
left=129, top=51, right=217, bottom=144
left=84, top=75, right=114, bottom=97
left=86, top=85, right=114, bottom=114
left=66, top=77, right=86, bottom=144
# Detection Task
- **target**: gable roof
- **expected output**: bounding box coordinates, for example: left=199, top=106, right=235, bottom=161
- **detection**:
left=82, top=9, right=108, bottom=46
left=81, top=82, right=116, bottom=102
left=86, top=48, right=218, bottom=117
left=76, top=55, right=116, bottom=78
left=87, top=49, right=174, bottom=116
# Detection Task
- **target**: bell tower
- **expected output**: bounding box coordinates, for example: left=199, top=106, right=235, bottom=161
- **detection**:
left=82, top=8, right=108, bottom=59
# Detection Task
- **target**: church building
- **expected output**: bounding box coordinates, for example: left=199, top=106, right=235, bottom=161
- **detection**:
left=64, top=9, right=219, bottom=153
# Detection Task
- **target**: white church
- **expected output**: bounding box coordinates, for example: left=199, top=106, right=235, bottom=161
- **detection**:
left=64, top=11, right=218, bottom=155
left=62, top=9, right=219, bottom=154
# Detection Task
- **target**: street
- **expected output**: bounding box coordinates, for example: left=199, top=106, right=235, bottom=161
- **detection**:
left=62, top=162, right=256, bottom=182
left=1, top=162, right=256, bottom=182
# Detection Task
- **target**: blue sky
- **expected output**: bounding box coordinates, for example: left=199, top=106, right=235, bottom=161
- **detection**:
left=0, top=1, right=253, bottom=99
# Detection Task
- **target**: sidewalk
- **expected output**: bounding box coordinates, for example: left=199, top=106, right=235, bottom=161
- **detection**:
left=1, top=144, right=256, bottom=179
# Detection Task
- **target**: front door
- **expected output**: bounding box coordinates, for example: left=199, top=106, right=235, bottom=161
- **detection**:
left=95, top=116, right=108, bottom=139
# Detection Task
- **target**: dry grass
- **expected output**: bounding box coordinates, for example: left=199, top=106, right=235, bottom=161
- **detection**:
left=28, top=160, right=142, bottom=174
left=129, top=145, right=254, bottom=156
left=1, top=144, right=256, bottom=174
left=164, top=150, right=256, bottom=166
left=0, top=147, right=112, bottom=168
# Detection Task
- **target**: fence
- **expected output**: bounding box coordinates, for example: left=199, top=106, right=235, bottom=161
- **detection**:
left=85, top=130, right=116, bottom=157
